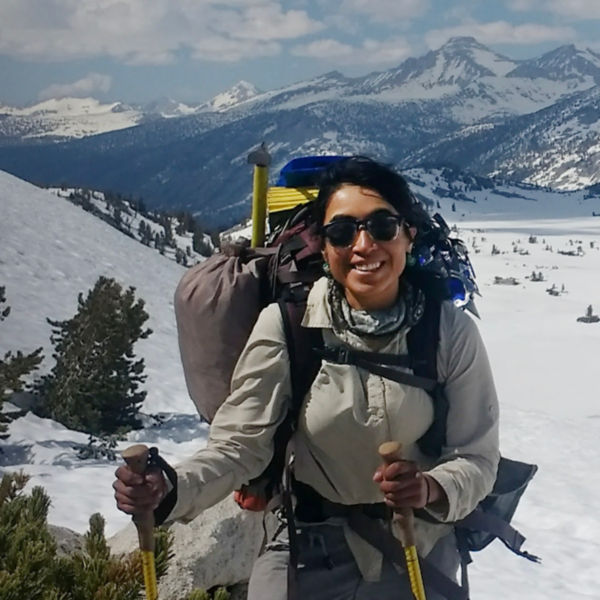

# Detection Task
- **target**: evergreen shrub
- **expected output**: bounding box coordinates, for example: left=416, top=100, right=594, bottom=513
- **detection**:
left=0, top=471, right=232, bottom=600
left=35, top=276, right=152, bottom=436
left=0, top=471, right=171, bottom=600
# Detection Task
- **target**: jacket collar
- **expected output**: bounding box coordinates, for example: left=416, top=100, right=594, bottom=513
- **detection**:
left=302, top=277, right=333, bottom=329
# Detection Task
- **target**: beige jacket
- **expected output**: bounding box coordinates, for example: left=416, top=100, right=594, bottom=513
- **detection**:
left=167, top=277, right=500, bottom=579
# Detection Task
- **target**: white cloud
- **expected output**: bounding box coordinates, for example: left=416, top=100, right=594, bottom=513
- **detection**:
left=546, top=0, right=600, bottom=19
left=210, top=4, right=323, bottom=42
left=190, top=37, right=281, bottom=63
left=0, top=0, right=322, bottom=64
left=505, top=0, right=539, bottom=11
left=291, top=37, right=412, bottom=66
left=291, top=38, right=355, bottom=60
left=425, top=21, right=576, bottom=49
left=38, top=73, right=112, bottom=100
left=338, top=0, right=429, bottom=23
left=505, top=0, right=600, bottom=18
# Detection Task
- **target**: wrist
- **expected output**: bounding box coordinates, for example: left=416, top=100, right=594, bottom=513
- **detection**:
left=424, top=474, right=432, bottom=505
left=423, top=473, right=445, bottom=506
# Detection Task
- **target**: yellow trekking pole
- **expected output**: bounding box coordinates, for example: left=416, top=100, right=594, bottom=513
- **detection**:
left=247, top=142, right=271, bottom=248
left=122, top=444, right=158, bottom=600
left=379, top=441, right=427, bottom=600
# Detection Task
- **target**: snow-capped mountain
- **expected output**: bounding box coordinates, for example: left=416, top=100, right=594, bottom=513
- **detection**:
left=405, top=85, right=600, bottom=190
left=0, top=81, right=255, bottom=140
left=231, top=37, right=598, bottom=119
left=0, top=37, right=598, bottom=223
left=0, top=97, right=144, bottom=140
left=141, top=97, right=199, bottom=119
left=199, top=80, right=261, bottom=112
left=508, top=44, right=600, bottom=84
left=358, top=36, right=518, bottom=93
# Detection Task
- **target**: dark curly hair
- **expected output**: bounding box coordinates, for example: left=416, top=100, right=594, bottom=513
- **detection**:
left=313, top=156, right=429, bottom=234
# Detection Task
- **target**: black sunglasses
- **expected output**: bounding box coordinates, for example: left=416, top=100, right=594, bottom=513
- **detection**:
left=322, top=211, right=406, bottom=247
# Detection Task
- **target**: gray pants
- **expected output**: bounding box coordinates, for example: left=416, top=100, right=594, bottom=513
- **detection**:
left=247, top=522, right=459, bottom=600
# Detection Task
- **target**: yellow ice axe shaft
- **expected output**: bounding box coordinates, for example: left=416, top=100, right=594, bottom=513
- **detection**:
left=122, top=444, right=158, bottom=600
left=379, top=441, right=427, bottom=600
left=251, top=165, right=268, bottom=248
left=247, top=142, right=271, bottom=248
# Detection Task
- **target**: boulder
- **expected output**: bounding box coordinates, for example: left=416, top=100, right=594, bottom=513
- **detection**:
left=108, top=495, right=276, bottom=598
left=48, top=523, right=84, bottom=556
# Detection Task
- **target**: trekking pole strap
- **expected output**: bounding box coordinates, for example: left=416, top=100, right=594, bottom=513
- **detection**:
left=149, top=447, right=178, bottom=527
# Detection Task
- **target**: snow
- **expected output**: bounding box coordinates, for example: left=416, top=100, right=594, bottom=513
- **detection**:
left=470, top=47, right=516, bottom=77
left=204, top=81, right=261, bottom=112
left=1, top=96, right=142, bottom=138
left=2, top=170, right=600, bottom=597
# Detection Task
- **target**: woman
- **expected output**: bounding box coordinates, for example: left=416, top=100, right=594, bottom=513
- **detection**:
left=114, top=156, right=500, bottom=599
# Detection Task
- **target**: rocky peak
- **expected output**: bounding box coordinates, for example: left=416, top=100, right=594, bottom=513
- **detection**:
left=205, top=81, right=261, bottom=112
left=508, top=44, right=600, bottom=83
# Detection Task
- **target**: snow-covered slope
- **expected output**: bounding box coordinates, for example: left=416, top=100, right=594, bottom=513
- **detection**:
left=0, top=97, right=143, bottom=139
left=199, top=80, right=261, bottom=112
left=508, top=44, right=600, bottom=84
left=0, top=81, right=260, bottom=140
left=406, top=86, right=600, bottom=191
left=0, top=172, right=189, bottom=415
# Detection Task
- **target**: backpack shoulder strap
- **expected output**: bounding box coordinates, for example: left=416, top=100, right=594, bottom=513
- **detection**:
left=277, top=299, right=323, bottom=423
left=406, top=292, right=440, bottom=381
left=277, top=298, right=323, bottom=600
left=407, top=293, right=448, bottom=457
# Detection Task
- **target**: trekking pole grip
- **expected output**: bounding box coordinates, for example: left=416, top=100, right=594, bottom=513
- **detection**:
left=378, top=441, right=416, bottom=547
left=122, top=444, right=155, bottom=552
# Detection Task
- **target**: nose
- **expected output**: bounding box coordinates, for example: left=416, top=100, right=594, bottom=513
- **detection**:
left=352, top=227, right=376, bottom=252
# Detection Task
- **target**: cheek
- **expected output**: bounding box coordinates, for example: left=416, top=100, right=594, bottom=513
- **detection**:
left=324, top=246, right=351, bottom=278
left=388, top=242, right=409, bottom=275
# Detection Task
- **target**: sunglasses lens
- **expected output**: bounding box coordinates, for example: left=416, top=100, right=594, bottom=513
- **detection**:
left=367, top=214, right=401, bottom=242
left=324, top=213, right=402, bottom=247
left=324, top=221, right=358, bottom=247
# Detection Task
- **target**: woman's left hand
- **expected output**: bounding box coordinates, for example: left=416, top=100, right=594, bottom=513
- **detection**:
left=373, top=460, right=437, bottom=510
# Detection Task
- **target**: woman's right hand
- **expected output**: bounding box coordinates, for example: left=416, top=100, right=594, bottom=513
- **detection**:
left=113, top=464, right=167, bottom=515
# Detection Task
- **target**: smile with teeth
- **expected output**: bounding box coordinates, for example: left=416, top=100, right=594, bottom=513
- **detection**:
left=354, top=262, right=382, bottom=272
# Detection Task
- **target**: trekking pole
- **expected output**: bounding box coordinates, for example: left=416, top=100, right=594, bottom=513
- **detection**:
left=247, top=142, right=271, bottom=248
left=122, top=444, right=158, bottom=600
left=379, top=441, right=427, bottom=600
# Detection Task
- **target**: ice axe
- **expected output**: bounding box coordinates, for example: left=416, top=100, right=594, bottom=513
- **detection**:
left=247, top=142, right=271, bottom=248
left=379, top=441, right=427, bottom=600
left=122, top=444, right=158, bottom=600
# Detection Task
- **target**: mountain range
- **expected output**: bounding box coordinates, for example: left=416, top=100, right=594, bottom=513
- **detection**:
left=0, top=37, right=598, bottom=228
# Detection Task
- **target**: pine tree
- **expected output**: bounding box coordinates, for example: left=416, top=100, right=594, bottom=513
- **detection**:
left=193, top=230, right=213, bottom=257
left=0, top=286, right=44, bottom=436
left=35, top=276, right=152, bottom=436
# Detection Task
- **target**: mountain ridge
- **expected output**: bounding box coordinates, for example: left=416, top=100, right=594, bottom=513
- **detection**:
left=0, top=37, right=598, bottom=226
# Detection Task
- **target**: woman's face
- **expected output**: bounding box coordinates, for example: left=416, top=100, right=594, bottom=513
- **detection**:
left=322, top=184, right=415, bottom=311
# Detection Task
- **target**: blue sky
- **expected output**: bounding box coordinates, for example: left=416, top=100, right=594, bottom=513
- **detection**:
left=1, top=0, right=599, bottom=107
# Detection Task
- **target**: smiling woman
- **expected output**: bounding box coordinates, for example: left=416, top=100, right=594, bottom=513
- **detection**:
left=321, top=185, right=416, bottom=310
left=114, top=156, right=500, bottom=600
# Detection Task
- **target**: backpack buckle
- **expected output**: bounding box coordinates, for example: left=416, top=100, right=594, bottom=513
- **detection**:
left=337, top=346, right=351, bottom=364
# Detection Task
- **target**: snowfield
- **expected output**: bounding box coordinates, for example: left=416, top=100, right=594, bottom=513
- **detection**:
left=1, top=170, right=600, bottom=599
